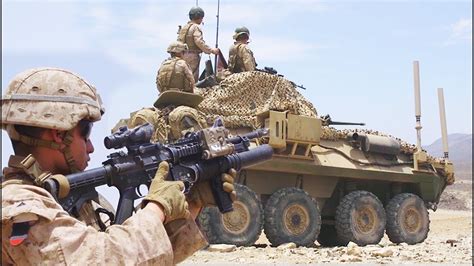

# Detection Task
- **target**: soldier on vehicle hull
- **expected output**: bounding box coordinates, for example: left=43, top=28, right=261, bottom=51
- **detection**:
left=178, top=6, right=220, bottom=81
left=228, top=26, right=257, bottom=74
left=157, top=41, right=195, bottom=93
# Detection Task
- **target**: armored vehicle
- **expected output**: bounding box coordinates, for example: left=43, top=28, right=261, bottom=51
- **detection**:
left=116, top=67, right=454, bottom=248
left=193, top=69, right=455, bottom=248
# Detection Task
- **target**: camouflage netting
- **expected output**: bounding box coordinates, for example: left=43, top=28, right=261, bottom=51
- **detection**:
left=195, top=71, right=422, bottom=156
left=321, top=127, right=419, bottom=155
left=195, top=71, right=317, bottom=129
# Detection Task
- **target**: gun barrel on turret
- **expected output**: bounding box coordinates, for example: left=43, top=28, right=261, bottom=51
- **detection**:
left=328, top=121, right=366, bottom=126
left=321, top=114, right=365, bottom=126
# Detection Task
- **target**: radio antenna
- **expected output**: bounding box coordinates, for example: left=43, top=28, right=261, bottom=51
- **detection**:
left=413, top=60, right=423, bottom=151
left=437, top=88, right=450, bottom=159
left=214, top=0, right=221, bottom=73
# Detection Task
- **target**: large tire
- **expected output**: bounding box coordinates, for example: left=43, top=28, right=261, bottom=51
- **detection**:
left=317, top=224, right=341, bottom=247
left=335, top=190, right=386, bottom=246
left=264, top=187, right=321, bottom=247
left=385, top=193, right=430, bottom=244
left=197, top=184, right=263, bottom=246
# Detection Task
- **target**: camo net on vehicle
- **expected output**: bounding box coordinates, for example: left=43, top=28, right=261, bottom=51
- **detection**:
left=195, top=71, right=422, bottom=155
left=321, top=127, right=419, bottom=155
left=195, top=71, right=317, bottom=129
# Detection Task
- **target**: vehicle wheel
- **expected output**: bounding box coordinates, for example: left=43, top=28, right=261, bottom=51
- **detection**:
left=317, top=224, right=341, bottom=247
left=197, top=184, right=263, bottom=246
left=335, top=190, right=386, bottom=246
left=264, top=187, right=321, bottom=247
left=385, top=193, right=429, bottom=244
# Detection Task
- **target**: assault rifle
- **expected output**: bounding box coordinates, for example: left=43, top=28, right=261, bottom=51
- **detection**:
left=43, top=121, right=273, bottom=225
left=256, top=67, right=307, bottom=90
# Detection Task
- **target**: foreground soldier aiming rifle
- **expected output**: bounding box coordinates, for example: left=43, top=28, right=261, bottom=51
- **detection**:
left=45, top=121, right=273, bottom=225
left=0, top=67, right=256, bottom=265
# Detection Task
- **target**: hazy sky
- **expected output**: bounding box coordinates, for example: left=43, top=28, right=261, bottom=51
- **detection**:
left=2, top=0, right=471, bottom=205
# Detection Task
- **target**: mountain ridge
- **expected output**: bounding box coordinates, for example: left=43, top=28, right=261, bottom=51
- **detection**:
left=423, top=133, right=472, bottom=180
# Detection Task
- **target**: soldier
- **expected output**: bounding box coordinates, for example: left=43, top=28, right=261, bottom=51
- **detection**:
left=156, top=41, right=195, bottom=93
left=228, top=26, right=257, bottom=73
left=1, top=67, right=236, bottom=265
left=178, top=6, right=220, bottom=81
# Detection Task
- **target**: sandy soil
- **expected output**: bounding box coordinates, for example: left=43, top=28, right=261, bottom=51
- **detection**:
left=181, top=178, right=472, bottom=265
left=182, top=209, right=472, bottom=265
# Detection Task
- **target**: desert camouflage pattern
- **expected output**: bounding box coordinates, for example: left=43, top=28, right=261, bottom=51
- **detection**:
left=178, top=22, right=213, bottom=81
left=194, top=72, right=429, bottom=156
left=228, top=43, right=257, bottom=73
left=123, top=72, right=316, bottom=140
left=1, top=67, right=103, bottom=131
left=168, top=106, right=207, bottom=139
left=128, top=71, right=423, bottom=158
left=178, top=22, right=213, bottom=54
left=128, top=106, right=206, bottom=143
left=167, top=41, right=188, bottom=53
left=128, top=107, right=169, bottom=142
left=2, top=156, right=207, bottom=265
left=183, top=52, right=201, bottom=81
left=320, top=127, right=419, bottom=154
left=195, top=71, right=317, bottom=129
left=157, top=57, right=195, bottom=93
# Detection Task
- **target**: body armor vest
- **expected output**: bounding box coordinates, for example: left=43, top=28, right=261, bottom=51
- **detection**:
left=158, top=58, right=188, bottom=92
left=178, top=23, right=200, bottom=52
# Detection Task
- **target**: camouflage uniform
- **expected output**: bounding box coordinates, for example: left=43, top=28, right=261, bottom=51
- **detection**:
left=157, top=57, right=195, bottom=93
left=129, top=106, right=207, bottom=143
left=1, top=67, right=208, bottom=265
left=228, top=43, right=256, bottom=73
left=178, top=22, right=214, bottom=81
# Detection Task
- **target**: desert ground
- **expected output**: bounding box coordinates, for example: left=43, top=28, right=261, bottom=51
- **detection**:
left=182, top=180, right=472, bottom=265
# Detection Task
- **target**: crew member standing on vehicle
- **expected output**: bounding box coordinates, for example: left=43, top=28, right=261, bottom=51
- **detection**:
left=178, top=6, right=220, bottom=81
left=228, top=26, right=257, bottom=73
left=1, top=67, right=212, bottom=265
left=157, top=41, right=196, bottom=93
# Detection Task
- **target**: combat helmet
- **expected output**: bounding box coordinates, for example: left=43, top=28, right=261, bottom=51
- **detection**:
left=233, top=26, right=250, bottom=40
left=189, top=6, right=205, bottom=20
left=2, top=67, right=105, bottom=173
left=167, top=41, right=188, bottom=54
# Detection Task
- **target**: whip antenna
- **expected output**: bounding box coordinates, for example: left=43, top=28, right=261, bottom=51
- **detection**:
left=437, top=88, right=450, bottom=159
left=214, top=0, right=220, bottom=73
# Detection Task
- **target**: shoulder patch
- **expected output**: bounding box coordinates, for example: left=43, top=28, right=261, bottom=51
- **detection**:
left=10, top=222, right=30, bottom=246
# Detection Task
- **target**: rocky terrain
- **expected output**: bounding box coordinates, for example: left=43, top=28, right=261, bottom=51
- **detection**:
left=182, top=209, right=472, bottom=265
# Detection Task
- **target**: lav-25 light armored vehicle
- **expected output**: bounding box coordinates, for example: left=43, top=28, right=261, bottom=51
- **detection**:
left=194, top=63, right=455, bottom=248
left=116, top=62, right=454, bottom=248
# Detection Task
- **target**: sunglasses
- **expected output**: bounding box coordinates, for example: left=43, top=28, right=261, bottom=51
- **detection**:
left=78, top=120, right=93, bottom=140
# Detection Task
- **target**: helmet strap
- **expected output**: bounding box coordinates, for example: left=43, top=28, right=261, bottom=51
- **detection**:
left=61, top=130, right=80, bottom=173
left=7, top=125, right=80, bottom=173
left=6, top=124, right=62, bottom=149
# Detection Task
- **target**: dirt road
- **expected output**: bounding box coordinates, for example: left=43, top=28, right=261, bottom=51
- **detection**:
left=181, top=209, right=472, bottom=265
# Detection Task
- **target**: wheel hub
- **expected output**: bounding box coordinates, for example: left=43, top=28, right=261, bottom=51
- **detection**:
left=221, top=201, right=251, bottom=234
left=354, top=206, right=376, bottom=234
left=283, top=204, right=309, bottom=235
left=403, top=207, right=421, bottom=233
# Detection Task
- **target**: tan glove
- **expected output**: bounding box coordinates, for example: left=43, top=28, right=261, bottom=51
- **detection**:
left=188, top=168, right=237, bottom=207
left=142, top=161, right=189, bottom=223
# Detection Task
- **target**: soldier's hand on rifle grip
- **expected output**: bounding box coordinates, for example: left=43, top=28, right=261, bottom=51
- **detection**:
left=211, top=48, right=220, bottom=55
left=142, top=161, right=190, bottom=224
left=188, top=168, right=237, bottom=207
left=222, top=169, right=237, bottom=202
